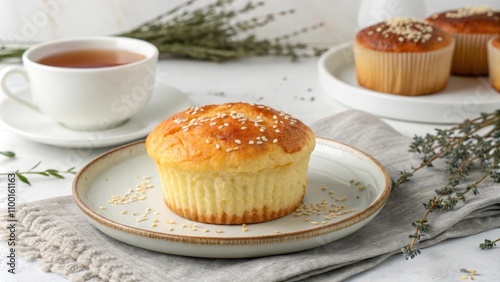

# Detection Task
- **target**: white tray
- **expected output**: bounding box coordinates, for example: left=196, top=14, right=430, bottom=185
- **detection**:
left=318, top=42, right=500, bottom=124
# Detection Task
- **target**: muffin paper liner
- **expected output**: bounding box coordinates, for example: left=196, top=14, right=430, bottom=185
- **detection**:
left=155, top=156, right=311, bottom=224
left=451, top=33, right=496, bottom=76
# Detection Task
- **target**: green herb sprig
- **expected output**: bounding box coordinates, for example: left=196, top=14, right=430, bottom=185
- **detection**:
left=0, top=161, right=76, bottom=185
left=0, top=0, right=324, bottom=62
left=0, top=151, right=16, bottom=158
left=480, top=238, right=499, bottom=250
left=393, top=110, right=500, bottom=259
left=116, top=0, right=325, bottom=61
left=0, top=46, right=25, bottom=62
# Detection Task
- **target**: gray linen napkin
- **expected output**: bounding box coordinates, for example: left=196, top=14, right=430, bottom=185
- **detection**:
left=5, top=110, right=500, bottom=281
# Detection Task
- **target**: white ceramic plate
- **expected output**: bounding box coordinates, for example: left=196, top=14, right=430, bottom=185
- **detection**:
left=0, top=83, right=191, bottom=148
left=318, top=42, right=500, bottom=124
left=73, top=138, right=391, bottom=258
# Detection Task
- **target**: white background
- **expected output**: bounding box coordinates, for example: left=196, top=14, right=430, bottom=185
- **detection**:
left=0, top=0, right=499, bottom=45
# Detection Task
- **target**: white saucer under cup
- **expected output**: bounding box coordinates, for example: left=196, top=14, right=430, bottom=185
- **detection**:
left=0, top=83, right=191, bottom=148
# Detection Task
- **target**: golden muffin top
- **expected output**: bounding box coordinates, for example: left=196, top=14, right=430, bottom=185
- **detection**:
left=146, top=102, right=315, bottom=172
left=355, top=17, right=453, bottom=52
left=426, top=6, right=500, bottom=34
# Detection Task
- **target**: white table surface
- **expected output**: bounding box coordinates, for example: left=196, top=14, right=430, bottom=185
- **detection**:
left=0, top=56, right=499, bottom=281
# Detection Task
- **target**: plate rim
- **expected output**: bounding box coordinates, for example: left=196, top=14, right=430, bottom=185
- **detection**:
left=72, top=137, right=392, bottom=246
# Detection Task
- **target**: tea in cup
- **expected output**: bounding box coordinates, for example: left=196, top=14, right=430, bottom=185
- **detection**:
left=0, top=36, right=159, bottom=131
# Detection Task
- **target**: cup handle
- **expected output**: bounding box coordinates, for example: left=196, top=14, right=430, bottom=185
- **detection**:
left=0, top=65, right=40, bottom=112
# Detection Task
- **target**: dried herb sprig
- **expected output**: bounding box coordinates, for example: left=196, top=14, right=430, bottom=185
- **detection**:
left=118, top=0, right=324, bottom=61
left=0, top=161, right=76, bottom=185
left=0, top=151, right=16, bottom=158
left=479, top=238, right=499, bottom=250
left=0, top=46, right=25, bottom=61
left=393, top=110, right=500, bottom=259
left=0, top=0, right=324, bottom=62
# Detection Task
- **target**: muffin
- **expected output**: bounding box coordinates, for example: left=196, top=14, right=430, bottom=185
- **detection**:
left=354, top=17, right=454, bottom=96
left=146, top=102, right=316, bottom=225
left=426, top=6, right=500, bottom=76
left=488, top=36, right=500, bottom=92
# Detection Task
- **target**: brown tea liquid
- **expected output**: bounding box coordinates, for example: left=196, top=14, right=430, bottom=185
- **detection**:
left=36, top=49, right=146, bottom=68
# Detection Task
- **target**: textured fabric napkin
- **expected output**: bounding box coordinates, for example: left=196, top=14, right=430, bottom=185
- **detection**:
left=5, top=110, right=500, bottom=281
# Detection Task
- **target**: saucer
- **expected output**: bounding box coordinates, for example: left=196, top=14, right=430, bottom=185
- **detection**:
left=0, top=83, right=192, bottom=148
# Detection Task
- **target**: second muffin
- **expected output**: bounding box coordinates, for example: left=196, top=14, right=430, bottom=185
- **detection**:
left=354, top=17, right=454, bottom=96
left=426, top=6, right=500, bottom=76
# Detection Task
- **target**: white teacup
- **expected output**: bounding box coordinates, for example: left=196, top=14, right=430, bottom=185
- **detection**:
left=0, top=36, right=159, bottom=131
